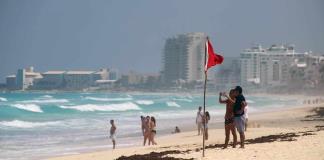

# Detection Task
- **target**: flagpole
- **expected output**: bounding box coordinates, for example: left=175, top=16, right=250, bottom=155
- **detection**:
left=202, top=37, right=208, bottom=157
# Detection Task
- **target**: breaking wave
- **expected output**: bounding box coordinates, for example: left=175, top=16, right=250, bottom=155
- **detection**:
left=11, top=104, right=43, bottom=113
left=135, top=100, right=154, bottom=105
left=173, top=98, right=192, bottom=102
left=0, top=97, right=8, bottom=102
left=59, top=102, right=141, bottom=112
left=84, top=96, right=133, bottom=102
left=166, top=101, right=181, bottom=108
left=0, top=120, right=61, bottom=128
left=19, top=99, right=69, bottom=104
left=41, top=95, right=53, bottom=98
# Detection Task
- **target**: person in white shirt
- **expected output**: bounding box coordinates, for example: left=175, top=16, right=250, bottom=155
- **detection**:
left=244, top=105, right=248, bottom=131
left=196, top=106, right=203, bottom=135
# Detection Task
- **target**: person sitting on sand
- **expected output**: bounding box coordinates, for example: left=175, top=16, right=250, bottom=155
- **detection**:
left=143, top=116, right=151, bottom=146
left=172, top=126, right=181, bottom=134
left=203, top=111, right=211, bottom=140
left=109, top=119, right=116, bottom=149
left=233, top=86, right=247, bottom=148
left=196, top=106, right=204, bottom=135
left=149, top=116, right=157, bottom=145
left=219, top=89, right=237, bottom=148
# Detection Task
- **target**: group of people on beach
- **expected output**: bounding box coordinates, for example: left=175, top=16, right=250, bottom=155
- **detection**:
left=109, top=85, right=247, bottom=150
left=141, top=115, right=157, bottom=146
left=196, top=86, right=248, bottom=148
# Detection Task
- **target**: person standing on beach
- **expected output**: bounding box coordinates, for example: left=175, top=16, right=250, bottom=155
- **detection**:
left=203, top=111, right=211, bottom=140
left=109, top=119, right=117, bottom=149
left=149, top=116, right=157, bottom=145
left=244, top=105, right=249, bottom=131
left=140, top=116, right=145, bottom=136
left=196, top=106, right=204, bottom=135
left=143, top=116, right=151, bottom=146
left=233, top=86, right=247, bottom=148
left=219, top=89, right=237, bottom=148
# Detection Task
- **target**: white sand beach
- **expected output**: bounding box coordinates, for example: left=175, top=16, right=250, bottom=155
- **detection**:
left=47, top=103, right=324, bottom=160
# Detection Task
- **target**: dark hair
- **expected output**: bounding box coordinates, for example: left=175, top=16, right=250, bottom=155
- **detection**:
left=110, top=119, right=114, bottom=123
left=205, top=111, right=210, bottom=118
left=151, top=116, right=156, bottom=125
left=234, top=86, right=243, bottom=94
left=198, top=106, right=202, bottom=109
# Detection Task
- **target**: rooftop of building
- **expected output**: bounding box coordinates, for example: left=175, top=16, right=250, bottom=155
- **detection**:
left=42, top=71, right=66, bottom=74
left=243, top=44, right=295, bottom=53
left=65, top=71, right=95, bottom=75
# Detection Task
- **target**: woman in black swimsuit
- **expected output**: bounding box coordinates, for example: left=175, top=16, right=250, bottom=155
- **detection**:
left=219, top=89, right=237, bottom=148
left=149, top=116, right=157, bottom=145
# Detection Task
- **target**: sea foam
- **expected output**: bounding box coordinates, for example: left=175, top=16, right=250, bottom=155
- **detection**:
left=41, top=95, right=53, bottom=98
left=84, top=96, right=133, bottom=102
left=135, top=100, right=154, bottom=105
left=59, top=102, right=141, bottom=112
left=11, top=104, right=43, bottom=113
left=19, top=99, right=69, bottom=104
left=0, top=120, right=60, bottom=128
left=173, top=98, right=192, bottom=102
left=0, top=97, right=8, bottom=102
left=166, top=101, right=181, bottom=108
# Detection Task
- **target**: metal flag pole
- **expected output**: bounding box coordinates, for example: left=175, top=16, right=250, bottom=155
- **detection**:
left=202, top=37, right=208, bottom=157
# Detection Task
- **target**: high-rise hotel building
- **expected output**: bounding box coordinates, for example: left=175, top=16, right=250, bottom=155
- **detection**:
left=162, top=32, right=207, bottom=84
left=240, top=44, right=300, bottom=87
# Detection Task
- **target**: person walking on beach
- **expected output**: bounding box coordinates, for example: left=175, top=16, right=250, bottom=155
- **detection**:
left=143, top=116, right=151, bottom=146
left=203, top=111, right=211, bottom=140
left=109, top=119, right=117, bottom=149
left=219, top=89, right=237, bottom=148
left=233, top=86, right=247, bottom=148
left=196, top=106, right=204, bottom=135
left=149, top=116, right=157, bottom=145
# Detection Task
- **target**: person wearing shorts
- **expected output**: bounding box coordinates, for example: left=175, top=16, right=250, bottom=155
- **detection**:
left=109, top=119, right=116, bottom=149
left=233, top=86, right=247, bottom=148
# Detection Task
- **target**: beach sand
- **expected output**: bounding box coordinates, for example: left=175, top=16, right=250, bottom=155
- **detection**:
left=48, top=104, right=324, bottom=160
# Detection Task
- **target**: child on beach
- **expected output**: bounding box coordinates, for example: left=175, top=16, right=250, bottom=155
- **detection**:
left=219, top=90, right=237, bottom=148
left=109, top=119, right=116, bottom=149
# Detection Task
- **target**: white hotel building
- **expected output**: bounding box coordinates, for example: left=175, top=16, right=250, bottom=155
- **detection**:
left=240, top=44, right=302, bottom=87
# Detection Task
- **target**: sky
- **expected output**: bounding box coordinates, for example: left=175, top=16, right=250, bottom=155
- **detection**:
left=0, top=0, right=324, bottom=82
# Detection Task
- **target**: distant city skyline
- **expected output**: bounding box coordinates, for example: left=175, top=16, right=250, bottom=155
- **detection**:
left=1, top=0, right=324, bottom=83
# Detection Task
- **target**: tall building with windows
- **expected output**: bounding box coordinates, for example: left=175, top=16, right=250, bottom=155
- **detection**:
left=162, top=32, right=207, bottom=84
left=240, top=44, right=300, bottom=87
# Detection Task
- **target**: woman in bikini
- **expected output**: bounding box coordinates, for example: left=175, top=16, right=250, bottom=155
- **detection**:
left=149, top=116, right=157, bottom=145
left=219, top=89, right=237, bottom=148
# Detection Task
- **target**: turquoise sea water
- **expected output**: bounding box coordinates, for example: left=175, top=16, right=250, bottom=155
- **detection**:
left=0, top=92, right=299, bottom=160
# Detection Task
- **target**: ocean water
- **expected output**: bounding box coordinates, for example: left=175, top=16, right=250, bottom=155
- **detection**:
left=0, top=92, right=300, bottom=160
